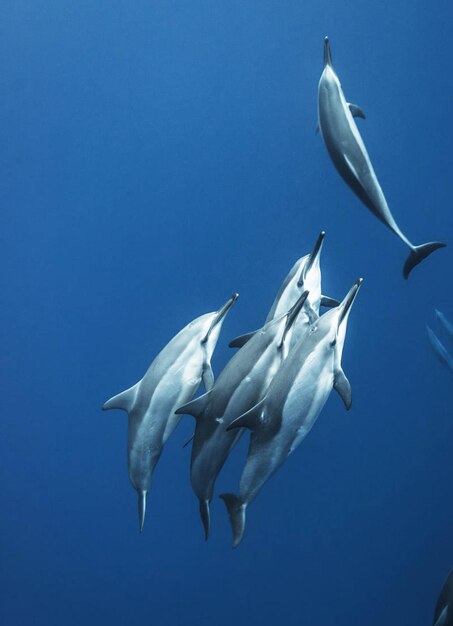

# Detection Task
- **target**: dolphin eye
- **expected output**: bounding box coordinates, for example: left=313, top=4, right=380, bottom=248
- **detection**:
left=330, top=338, right=337, bottom=347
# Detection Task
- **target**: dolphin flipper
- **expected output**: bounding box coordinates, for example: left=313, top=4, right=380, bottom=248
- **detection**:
left=202, top=365, right=215, bottom=391
left=102, top=383, right=139, bottom=412
left=175, top=390, right=212, bottom=418
left=219, top=493, right=246, bottom=548
left=228, top=331, right=257, bottom=349
left=199, top=499, right=210, bottom=540
left=348, top=103, right=366, bottom=119
left=334, top=369, right=352, bottom=410
left=321, top=295, right=340, bottom=308
left=403, top=242, right=446, bottom=279
left=227, top=399, right=266, bottom=432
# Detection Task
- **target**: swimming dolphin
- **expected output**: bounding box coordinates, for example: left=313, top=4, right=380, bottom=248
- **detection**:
left=229, top=232, right=338, bottom=349
left=435, top=310, right=453, bottom=341
left=102, top=293, right=238, bottom=531
left=434, top=569, right=453, bottom=626
left=426, top=326, right=453, bottom=372
left=175, top=291, right=309, bottom=539
left=318, top=37, right=445, bottom=279
left=222, top=278, right=362, bottom=547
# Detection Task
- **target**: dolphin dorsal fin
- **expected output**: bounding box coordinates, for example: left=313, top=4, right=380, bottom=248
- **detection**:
left=175, top=390, right=212, bottom=418
left=228, top=331, right=257, bottom=349
left=334, top=369, right=352, bottom=410
left=102, top=382, right=139, bottom=413
left=227, top=398, right=266, bottom=432
left=348, top=103, right=366, bottom=119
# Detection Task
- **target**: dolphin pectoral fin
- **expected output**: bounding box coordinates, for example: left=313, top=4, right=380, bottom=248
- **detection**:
left=175, top=390, right=212, bottom=418
left=403, top=241, right=446, bottom=279
left=348, top=103, right=366, bottom=119
left=138, top=490, right=147, bottom=532
left=228, top=331, right=257, bottom=349
left=102, top=383, right=139, bottom=412
left=227, top=399, right=266, bottom=432
left=321, top=295, right=340, bottom=308
left=199, top=500, right=210, bottom=540
left=334, top=369, right=352, bottom=410
left=202, top=365, right=215, bottom=391
left=434, top=606, right=448, bottom=626
left=219, top=493, right=246, bottom=548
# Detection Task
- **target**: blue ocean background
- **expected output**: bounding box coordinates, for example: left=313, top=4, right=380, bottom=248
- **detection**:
left=1, top=2, right=452, bottom=625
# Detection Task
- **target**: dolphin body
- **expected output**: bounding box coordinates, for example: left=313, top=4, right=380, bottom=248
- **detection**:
left=434, top=569, right=453, bottom=626
left=229, top=232, right=338, bottom=350
left=426, top=326, right=453, bottom=372
left=176, top=291, right=309, bottom=539
left=435, top=310, right=453, bottom=341
left=102, top=294, right=238, bottom=531
left=317, top=37, right=445, bottom=279
left=222, top=279, right=362, bottom=547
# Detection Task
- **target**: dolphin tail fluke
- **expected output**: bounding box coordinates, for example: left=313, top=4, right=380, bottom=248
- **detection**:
left=403, top=242, right=446, bottom=279
left=138, top=490, right=147, bottom=532
left=219, top=493, right=246, bottom=548
left=199, top=500, right=210, bottom=541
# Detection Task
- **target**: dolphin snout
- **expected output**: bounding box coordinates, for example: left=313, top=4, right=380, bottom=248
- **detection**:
left=324, top=36, right=332, bottom=67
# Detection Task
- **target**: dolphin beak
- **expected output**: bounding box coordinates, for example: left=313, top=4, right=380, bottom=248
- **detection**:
left=138, top=490, right=147, bottom=532
left=324, top=36, right=332, bottom=67
left=337, top=278, right=363, bottom=328
left=202, top=293, right=239, bottom=343
left=281, top=290, right=310, bottom=345
left=298, top=231, right=325, bottom=286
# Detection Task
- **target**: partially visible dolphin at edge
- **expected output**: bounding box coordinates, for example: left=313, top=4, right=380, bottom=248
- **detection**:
left=435, top=310, right=453, bottom=341
left=221, top=278, right=362, bottom=547
left=102, top=293, right=238, bottom=531
left=426, top=325, right=453, bottom=372
left=229, top=231, right=339, bottom=349
left=433, top=568, right=453, bottom=626
left=175, top=290, right=309, bottom=539
left=318, top=36, right=445, bottom=279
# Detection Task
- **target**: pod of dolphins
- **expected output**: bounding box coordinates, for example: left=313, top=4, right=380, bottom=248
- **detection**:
left=102, top=35, right=450, bottom=619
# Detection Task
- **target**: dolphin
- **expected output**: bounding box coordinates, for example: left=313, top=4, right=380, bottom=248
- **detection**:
left=318, top=36, right=445, bottom=278
left=229, top=231, right=338, bottom=349
left=222, top=278, right=362, bottom=547
left=175, top=290, right=309, bottom=539
left=434, top=569, right=453, bottom=626
left=102, top=293, right=238, bottom=531
left=426, top=326, right=453, bottom=372
left=435, top=310, right=453, bottom=341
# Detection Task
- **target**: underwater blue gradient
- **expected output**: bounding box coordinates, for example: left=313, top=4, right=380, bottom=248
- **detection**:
left=1, top=1, right=453, bottom=625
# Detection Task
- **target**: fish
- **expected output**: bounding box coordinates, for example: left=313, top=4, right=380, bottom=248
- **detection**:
left=435, top=310, right=453, bottom=341
left=102, top=293, right=238, bottom=531
left=317, top=36, right=445, bottom=278
left=222, top=279, right=362, bottom=547
left=434, top=568, right=453, bottom=626
left=229, top=231, right=339, bottom=349
left=426, top=326, right=453, bottom=372
left=175, top=290, right=310, bottom=539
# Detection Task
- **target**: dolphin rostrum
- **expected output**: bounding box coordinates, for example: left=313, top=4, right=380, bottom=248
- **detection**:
left=318, top=36, right=445, bottom=278
left=426, top=326, right=453, bottom=373
left=435, top=310, right=453, bottom=341
left=222, top=278, right=362, bottom=547
left=434, top=569, right=453, bottom=626
left=175, top=290, right=309, bottom=539
left=102, top=293, right=238, bottom=531
left=229, top=231, right=338, bottom=349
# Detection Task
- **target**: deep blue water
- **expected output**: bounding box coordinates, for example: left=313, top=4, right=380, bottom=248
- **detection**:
left=1, top=2, right=453, bottom=625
